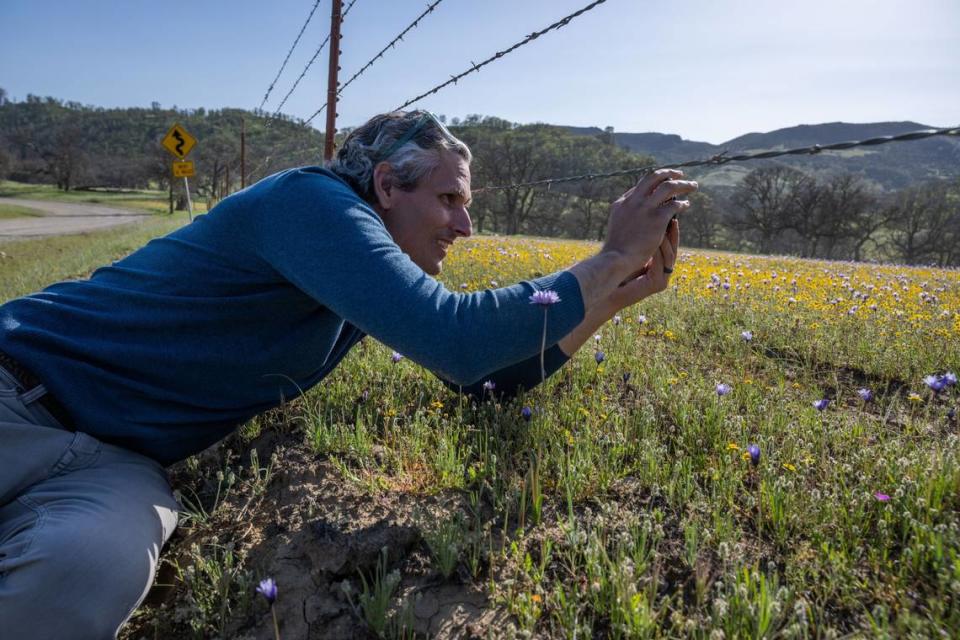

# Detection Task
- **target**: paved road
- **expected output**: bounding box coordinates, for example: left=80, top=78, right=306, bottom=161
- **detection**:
left=0, top=198, right=152, bottom=239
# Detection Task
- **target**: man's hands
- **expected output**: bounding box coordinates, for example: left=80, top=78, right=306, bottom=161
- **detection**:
left=565, top=169, right=696, bottom=320
left=607, top=217, right=679, bottom=311
left=560, top=175, right=691, bottom=357
left=602, top=169, right=697, bottom=270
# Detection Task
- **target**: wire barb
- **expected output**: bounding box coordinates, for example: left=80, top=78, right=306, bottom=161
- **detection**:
left=304, top=0, right=446, bottom=126
left=393, top=0, right=610, bottom=112
left=473, top=126, right=960, bottom=193
left=258, top=0, right=323, bottom=112
left=269, top=0, right=359, bottom=121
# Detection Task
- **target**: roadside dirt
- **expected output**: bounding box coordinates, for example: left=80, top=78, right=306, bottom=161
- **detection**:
left=126, top=426, right=512, bottom=639
left=0, top=198, right=152, bottom=239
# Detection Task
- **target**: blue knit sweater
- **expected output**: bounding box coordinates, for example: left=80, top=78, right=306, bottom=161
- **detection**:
left=0, top=167, right=585, bottom=465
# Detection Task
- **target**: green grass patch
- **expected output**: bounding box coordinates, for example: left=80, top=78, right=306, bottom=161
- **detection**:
left=0, top=203, right=44, bottom=219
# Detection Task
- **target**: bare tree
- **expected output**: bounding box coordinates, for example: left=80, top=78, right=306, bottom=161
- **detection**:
left=883, top=181, right=953, bottom=265
left=730, top=166, right=808, bottom=254
left=682, top=191, right=721, bottom=248
left=819, top=174, right=881, bottom=261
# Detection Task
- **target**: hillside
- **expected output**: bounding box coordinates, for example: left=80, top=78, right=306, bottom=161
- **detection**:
left=567, top=121, right=960, bottom=192
left=0, top=95, right=324, bottom=196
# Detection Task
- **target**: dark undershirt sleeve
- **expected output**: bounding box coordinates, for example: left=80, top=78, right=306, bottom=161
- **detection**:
left=434, top=344, right=571, bottom=402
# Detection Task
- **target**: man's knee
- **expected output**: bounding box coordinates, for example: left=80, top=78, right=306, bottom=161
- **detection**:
left=0, top=492, right=179, bottom=639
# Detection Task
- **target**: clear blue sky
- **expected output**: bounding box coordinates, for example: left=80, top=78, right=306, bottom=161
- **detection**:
left=1, top=0, right=957, bottom=144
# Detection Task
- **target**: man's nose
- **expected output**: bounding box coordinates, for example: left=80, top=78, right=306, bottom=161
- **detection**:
left=453, top=206, right=472, bottom=238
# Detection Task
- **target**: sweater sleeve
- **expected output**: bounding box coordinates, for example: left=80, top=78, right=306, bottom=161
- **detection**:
left=250, top=168, right=585, bottom=386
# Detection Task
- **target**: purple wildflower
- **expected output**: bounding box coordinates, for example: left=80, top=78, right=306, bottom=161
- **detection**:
left=482, top=380, right=496, bottom=392
left=391, top=352, right=403, bottom=363
left=613, top=315, right=622, bottom=325
left=857, top=388, right=874, bottom=402
left=944, top=372, right=957, bottom=386
left=622, top=372, right=632, bottom=384
left=716, top=383, right=732, bottom=397
left=924, top=374, right=947, bottom=393
left=747, top=444, right=760, bottom=466
left=873, top=492, right=891, bottom=502
left=521, top=406, right=533, bottom=421
left=741, top=330, right=753, bottom=342
left=813, top=399, right=830, bottom=411
left=257, top=577, right=278, bottom=604
left=529, top=290, right=561, bottom=306
left=595, top=351, right=605, bottom=365
left=637, top=314, right=647, bottom=324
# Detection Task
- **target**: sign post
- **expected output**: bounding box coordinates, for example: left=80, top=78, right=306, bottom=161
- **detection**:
left=162, top=123, right=198, bottom=221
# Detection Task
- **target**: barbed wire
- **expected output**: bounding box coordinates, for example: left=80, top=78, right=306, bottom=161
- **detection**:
left=269, top=0, right=359, bottom=120
left=393, top=0, right=609, bottom=112
left=304, top=0, right=446, bottom=126
left=472, top=126, right=960, bottom=193
left=258, top=0, right=324, bottom=111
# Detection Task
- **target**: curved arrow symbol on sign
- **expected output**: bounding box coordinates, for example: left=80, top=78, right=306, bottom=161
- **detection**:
left=173, top=130, right=186, bottom=156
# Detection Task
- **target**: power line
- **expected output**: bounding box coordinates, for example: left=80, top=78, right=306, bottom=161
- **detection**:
left=270, top=0, right=359, bottom=120
left=393, top=0, right=610, bottom=112
left=472, top=126, right=960, bottom=193
left=258, top=0, right=324, bottom=112
left=304, top=0, right=446, bottom=126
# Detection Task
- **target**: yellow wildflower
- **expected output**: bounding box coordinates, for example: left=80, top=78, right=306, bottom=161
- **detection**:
left=783, top=463, right=797, bottom=472
left=727, top=443, right=740, bottom=451
left=908, top=393, right=923, bottom=403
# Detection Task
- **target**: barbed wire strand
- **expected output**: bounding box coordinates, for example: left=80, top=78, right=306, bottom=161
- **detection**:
left=304, top=0, right=446, bottom=126
left=269, top=0, right=359, bottom=120
left=393, top=0, right=609, bottom=112
left=472, top=126, right=960, bottom=193
left=258, top=0, right=324, bottom=111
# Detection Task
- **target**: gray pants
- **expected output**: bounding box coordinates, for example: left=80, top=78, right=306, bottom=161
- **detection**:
left=0, top=365, right=180, bottom=639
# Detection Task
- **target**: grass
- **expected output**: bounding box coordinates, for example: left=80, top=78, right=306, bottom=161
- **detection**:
left=0, top=203, right=44, bottom=219
left=0, top=180, right=210, bottom=215
left=5, top=223, right=959, bottom=638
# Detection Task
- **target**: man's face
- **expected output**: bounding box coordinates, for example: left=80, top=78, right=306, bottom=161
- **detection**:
left=377, top=150, right=473, bottom=276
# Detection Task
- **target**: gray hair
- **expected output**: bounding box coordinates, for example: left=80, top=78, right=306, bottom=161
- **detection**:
left=327, top=110, right=472, bottom=205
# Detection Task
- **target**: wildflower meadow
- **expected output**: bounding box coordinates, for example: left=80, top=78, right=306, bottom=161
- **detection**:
left=118, top=235, right=959, bottom=638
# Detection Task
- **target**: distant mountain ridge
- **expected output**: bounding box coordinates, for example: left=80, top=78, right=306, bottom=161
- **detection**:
left=564, top=121, right=960, bottom=192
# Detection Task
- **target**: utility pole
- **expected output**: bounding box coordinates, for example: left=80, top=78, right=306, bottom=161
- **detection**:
left=240, top=117, right=246, bottom=188
left=323, top=0, right=342, bottom=162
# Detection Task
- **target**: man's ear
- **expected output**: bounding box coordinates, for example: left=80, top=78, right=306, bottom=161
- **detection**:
left=372, top=161, right=396, bottom=210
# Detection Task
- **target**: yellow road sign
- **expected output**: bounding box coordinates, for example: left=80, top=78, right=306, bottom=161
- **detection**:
left=162, top=123, right=197, bottom=159
left=172, top=161, right=195, bottom=178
